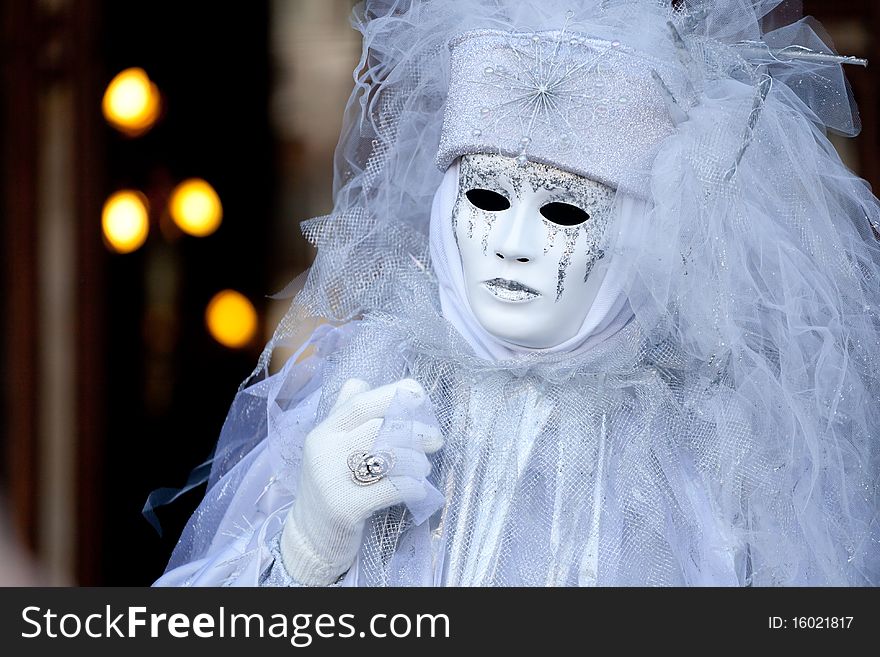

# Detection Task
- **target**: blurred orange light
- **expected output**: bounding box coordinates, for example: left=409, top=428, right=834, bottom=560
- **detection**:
left=169, top=178, right=223, bottom=237
left=206, top=290, right=258, bottom=349
left=102, top=68, right=160, bottom=136
left=102, top=190, right=150, bottom=253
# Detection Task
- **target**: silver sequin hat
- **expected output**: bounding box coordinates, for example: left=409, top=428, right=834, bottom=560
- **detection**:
left=436, top=28, right=686, bottom=196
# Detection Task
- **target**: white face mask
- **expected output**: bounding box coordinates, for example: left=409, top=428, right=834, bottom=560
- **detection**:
left=452, top=153, right=616, bottom=348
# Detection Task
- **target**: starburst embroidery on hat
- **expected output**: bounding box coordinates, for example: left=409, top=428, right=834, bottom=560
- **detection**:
left=469, top=13, right=624, bottom=166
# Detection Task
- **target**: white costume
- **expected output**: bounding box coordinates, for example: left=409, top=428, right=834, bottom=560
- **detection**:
left=155, top=0, right=880, bottom=587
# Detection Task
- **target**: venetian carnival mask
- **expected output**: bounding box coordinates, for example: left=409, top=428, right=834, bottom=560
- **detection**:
left=452, top=153, right=616, bottom=348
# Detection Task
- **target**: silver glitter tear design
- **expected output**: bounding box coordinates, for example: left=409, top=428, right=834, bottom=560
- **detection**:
left=455, top=154, right=616, bottom=302
left=481, top=213, right=497, bottom=255
left=556, top=227, right=581, bottom=300
left=544, top=223, right=561, bottom=254
left=549, top=222, right=607, bottom=302
left=451, top=197, right=460, bottom=249
left=456, top=155, right=509, bottom=250
left=471, top=13, right=619, bottom=165
left=585, top=248, right=604, bottom=282
left=452, top=153, right=614, bottom=301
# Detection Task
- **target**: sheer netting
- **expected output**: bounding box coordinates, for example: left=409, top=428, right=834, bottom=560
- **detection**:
left=158, top=0, right=880, bottom=586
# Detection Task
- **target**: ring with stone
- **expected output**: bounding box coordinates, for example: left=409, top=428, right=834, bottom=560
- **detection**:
left=347, top=450, right=396, bottom=486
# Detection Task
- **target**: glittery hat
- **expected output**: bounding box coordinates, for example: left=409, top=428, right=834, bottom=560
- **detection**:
left=435, top=27, right=686, bottom=195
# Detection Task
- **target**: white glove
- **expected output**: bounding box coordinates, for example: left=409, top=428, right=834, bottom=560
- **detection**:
left=279, top=377, right=444, bottom=585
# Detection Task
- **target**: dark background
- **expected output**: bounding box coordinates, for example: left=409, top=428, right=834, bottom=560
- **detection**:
left=99, top=2, right=275, bottom=586
left=1, top=1, right=877, bottom=585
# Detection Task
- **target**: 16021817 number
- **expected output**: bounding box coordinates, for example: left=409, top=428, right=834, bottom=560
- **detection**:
left=768, top=617, right=854, bottom=629
left=793, top=617, right=853, bottom=629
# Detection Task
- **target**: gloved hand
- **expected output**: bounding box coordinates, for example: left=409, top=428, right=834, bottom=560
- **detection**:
left=279, top=377, right=444, bottom=585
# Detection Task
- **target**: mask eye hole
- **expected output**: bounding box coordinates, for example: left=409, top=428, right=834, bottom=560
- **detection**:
left=540, top=202, right=590, bottom=226
left=465, top=188, right=511, bottom=212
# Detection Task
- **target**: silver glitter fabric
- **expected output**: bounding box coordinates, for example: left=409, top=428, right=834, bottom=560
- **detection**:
left=436, top=26, right=687, bottom=196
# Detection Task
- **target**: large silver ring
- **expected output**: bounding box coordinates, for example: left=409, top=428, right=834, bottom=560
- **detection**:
left=347, top=450, right=395, bottom=486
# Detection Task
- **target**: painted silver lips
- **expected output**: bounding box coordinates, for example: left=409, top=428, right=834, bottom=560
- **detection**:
left=482, top=277, right=541, bottom=302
